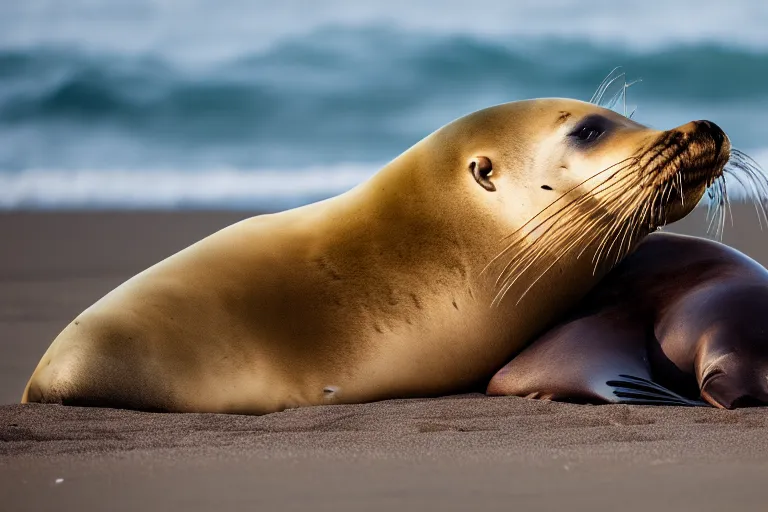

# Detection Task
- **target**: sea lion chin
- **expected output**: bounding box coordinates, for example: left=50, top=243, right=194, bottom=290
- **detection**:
left=22, top=98, right=730, bottom=414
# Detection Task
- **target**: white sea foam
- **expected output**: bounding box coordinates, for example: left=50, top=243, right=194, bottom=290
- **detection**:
left=0, top=165, right=381, bottom=209
left=2, top=151, right=767, bottom=210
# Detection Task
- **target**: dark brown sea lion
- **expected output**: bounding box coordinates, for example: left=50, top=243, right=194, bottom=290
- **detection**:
left=487, top=232, right=768, bottom=409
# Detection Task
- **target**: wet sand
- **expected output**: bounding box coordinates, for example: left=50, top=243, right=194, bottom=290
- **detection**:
left=2, top=208, right=768, bottom=511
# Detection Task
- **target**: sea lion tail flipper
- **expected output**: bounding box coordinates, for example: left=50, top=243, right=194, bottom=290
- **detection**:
left=606, top=374, right=710, bottom=407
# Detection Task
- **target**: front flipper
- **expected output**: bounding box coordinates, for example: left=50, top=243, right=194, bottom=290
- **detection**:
left=607, top=374, right=710, bottom=407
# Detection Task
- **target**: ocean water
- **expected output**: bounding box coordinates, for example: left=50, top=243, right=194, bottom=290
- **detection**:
left=2, top=0, right=768, bottom=209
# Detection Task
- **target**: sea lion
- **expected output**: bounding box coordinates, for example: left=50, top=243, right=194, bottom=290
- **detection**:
left=487, top=232, right=768, bottom=409
left=22, top=99, right=730, bottom=414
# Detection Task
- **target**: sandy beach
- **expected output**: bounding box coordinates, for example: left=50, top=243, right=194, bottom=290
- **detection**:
left=3, top=207, right=768, bottom=511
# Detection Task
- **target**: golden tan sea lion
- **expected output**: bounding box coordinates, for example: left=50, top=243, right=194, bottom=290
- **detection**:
left=21, top=99, right=729, bottom=413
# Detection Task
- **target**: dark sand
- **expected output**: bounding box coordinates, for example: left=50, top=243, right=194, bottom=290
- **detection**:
left=2, top=208, right=768, bottom=511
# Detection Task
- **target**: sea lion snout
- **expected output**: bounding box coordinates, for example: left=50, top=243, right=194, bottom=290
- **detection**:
left=696, top=120, right=726, bottom=145
left=700, top=370, right=768, bottom=409
left=699, top=346, right=768, bottom=409
left=670, top=119, right=729, bottom=151
left=694, top=120, right=730, bottom=162
left=641, top=119, right=731, bottom=225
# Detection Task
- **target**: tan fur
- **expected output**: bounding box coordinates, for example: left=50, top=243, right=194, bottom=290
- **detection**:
left=22, top=99, right=699, bottom=414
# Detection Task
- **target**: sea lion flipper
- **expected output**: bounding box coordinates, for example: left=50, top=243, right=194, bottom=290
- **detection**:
left=607, top=375, right=710, bottom=407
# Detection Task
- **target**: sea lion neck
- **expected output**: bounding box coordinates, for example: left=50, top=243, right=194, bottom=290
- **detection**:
left=313, top=147, right=463, bottom=264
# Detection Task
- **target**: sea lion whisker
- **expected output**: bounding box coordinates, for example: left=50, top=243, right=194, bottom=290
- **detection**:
left=729, top=149, right=768, bottom=198
left=622, top=79, right=642, bottom=118
left=609, top=181, right=652, bottom=259
left=492, top=157, right=638, bottom=247
left=579, top=175, right=647, bottom=263
left=576, top=203, right=626, bottom=261
left=499, top=179, right=642, bottom=305
left=518, top=192, right=628, bottom=280
left=718, top=173, right=733, bottom=237
left=613, top=191, right=650, bottom=265
left=604, top=85, right=627, bottom=112
left=492, top=169, right=639, bottom=290
left=706, top=183, right=721, bottom=238
left=707, top=179, right=725, bottom=241
left=645, top=185, right=663, bottom=231
left=725, top=168, right=764, bottom=230
left=532, top=171, right=642, bottom=265
left=561, top=194, right=632, bottom=279
left=590, top=68, right=640, bottom=117
left=592, top=181, right=646, bottom=265
left=718, top=178, right=728, bottom=239
left=723, top=179, right=732, bottom=238
left=571, top=199, right=631, bottom=271
left=724, top=150, right=768, bottom=229
left=495, top=159, right=638, bottom=259
left=590, top=67, right=623, bottom=105
left=603, top=76, right=641, bottom=115
left=743, top=169, right=768, bottom=224
left=499, top=190, right=636, bottom=306
left=580, top=183, right=642, bottom=255
left=708, top=179, right=726, bottom=241
left=522, top=200, right=617, bottom=270
left=496, top=207, right=619, bottom=306
left=618, top=183, right=650, bottom=244
left=713, top=178, right=727, bottom=240
left=495, top=203, right=619, bottom=305
left=705, top=176, right=721, bottom=233
left=729, top=157, right=767, bottom=209
left=660, top=180, right=675, bottom=226
left=486, top=160, right=638, bottom=284
left=511, top=223, right=608, bottom=306
left=592, top=191, right=644, bottom=271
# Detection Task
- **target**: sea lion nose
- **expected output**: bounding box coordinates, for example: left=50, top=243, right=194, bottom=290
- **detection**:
left=701, top=372, right=768, bottom=409
left=728, top=395, right=766, bottom=408
left=697, top=120, right=725, bottom=141
left=696, top=120, right=728, bottom=156
left=674, top=120, right=728, bottom=152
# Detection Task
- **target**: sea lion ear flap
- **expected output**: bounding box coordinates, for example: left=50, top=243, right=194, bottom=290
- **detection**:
left=469, top=156, right=496, bottom=192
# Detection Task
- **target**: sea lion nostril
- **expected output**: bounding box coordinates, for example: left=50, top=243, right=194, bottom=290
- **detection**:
left=729, top=395, right=764, bottom=409
left=697, top=120, right=726, bottom=155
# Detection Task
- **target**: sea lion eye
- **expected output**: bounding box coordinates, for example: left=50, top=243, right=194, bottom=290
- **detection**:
left=576, top=125, right=602, bottom=142
left=569, top=115, right=611, bottom=146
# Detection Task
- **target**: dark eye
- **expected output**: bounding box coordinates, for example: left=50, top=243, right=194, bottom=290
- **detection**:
left=576, top=125, right=603, bottom=142
left=568, top=115, right=611, bottom=146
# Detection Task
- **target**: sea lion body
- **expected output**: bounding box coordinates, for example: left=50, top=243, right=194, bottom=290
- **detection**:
left=23, top=99, right=728, bottom=413
left=488, top=232, right=768, bottom=409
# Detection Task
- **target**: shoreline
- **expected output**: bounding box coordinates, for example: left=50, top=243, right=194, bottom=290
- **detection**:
left=2, top=205, right=768, bottom=510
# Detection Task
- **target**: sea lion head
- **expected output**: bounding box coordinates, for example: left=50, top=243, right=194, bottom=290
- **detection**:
left=436, top=98, right=731, bottom=305
left=434, top=98, right=729, bottom=226
left=697, top=285, right=768, bottom=409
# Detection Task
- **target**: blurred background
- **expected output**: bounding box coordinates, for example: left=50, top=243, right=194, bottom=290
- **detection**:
left=1, top=0, right=767, bottom=210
